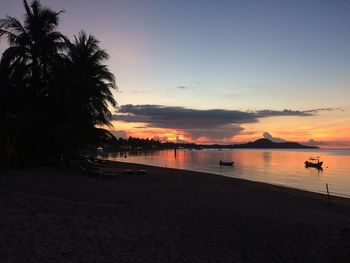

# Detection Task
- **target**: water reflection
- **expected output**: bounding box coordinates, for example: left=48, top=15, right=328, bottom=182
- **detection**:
left=107, top=149, right=350, bottom=198
left=305, top=164, right=323, bottom=173
left=263, top=151, right=271, bottom=164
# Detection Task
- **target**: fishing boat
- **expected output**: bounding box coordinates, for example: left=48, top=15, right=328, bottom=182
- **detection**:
left=219, top=160, right=234, bottom=166
left=305, top=157, right=323, bottom=169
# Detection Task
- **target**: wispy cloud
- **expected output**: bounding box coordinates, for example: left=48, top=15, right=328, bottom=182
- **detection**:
left=255, top=109, right=312, bottom=118
left=303, top=108, right=343, bottom=114
left=176, top=86, right=189, bottom=90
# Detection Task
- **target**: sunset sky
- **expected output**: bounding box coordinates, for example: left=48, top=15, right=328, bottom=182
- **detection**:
left=1, top=0, right=350, bottom=147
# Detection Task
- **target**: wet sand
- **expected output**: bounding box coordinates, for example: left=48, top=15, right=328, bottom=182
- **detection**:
left=0, top=160, right=350, bottom=262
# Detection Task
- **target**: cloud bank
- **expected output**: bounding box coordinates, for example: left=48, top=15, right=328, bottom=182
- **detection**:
left=112, top=104, right=335, bottom=141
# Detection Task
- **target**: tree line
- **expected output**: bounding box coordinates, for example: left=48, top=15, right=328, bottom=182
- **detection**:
left=0, top=0, right=116, bottom=166
left=108, top=137, right=193, bottom=151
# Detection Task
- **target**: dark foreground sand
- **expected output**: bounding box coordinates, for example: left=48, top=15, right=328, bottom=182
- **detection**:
left=1, top=161, right=350, bottom=263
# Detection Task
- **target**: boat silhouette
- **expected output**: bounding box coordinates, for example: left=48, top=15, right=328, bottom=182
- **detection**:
left=305, top=157, right=323, bottom=170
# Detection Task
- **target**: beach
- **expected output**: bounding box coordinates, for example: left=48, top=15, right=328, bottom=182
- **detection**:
left=1, top=161, right=350, bottom=262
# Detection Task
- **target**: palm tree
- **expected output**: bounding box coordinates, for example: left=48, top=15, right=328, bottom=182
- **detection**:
left=68, top=32, right=116, bottom=124
left=0, top=1, right=117, bottom=165
left=0, top=0, right=67, bottom=97
left=44, top=31, right=117, bottom=161
left=0, top=0, right=68, bottom=164
left=62, top=31, right=117, bottom=148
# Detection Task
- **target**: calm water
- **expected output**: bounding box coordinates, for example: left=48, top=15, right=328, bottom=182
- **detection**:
left=107, top=149, right=350, bottom=198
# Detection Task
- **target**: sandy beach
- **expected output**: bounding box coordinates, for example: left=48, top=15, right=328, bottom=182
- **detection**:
left=1, top=160, right=350, bottom=262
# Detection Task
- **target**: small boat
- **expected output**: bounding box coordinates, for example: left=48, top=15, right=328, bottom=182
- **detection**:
left=305, top=157, right=323, bottom=169
left=219, top=160, right=234, bottom=166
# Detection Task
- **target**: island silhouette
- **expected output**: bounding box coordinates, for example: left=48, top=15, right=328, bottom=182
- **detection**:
left=231, top=138, right=318, bottom=149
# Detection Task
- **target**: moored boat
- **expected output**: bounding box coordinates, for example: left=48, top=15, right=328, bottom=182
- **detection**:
left=305, top=157, right=323, bottom=169
left=219, top=160, right=234, bottom=166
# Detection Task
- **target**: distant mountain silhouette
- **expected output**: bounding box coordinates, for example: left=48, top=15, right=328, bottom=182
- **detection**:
left=231, top=138, right=318, bottom=149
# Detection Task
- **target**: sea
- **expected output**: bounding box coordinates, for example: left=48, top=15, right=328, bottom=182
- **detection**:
left=106, top=148, right=350, bottom=198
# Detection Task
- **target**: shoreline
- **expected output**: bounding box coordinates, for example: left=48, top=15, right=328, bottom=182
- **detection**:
left=105, top=159, right=350, bottom=200
left=1, top=160, right=350, bottom=262
left=106, top=160, right=350, bottom=205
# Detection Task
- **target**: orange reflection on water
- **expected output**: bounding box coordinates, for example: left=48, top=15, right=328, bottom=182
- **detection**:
left=109, top=149, right=350, bottom=197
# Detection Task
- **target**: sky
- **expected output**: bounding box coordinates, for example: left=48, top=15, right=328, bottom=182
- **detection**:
left=1, top=0, right=350, bottom=147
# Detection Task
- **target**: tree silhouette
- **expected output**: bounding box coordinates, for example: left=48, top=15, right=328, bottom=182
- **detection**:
left=0, top=0, right=117, bottom=166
